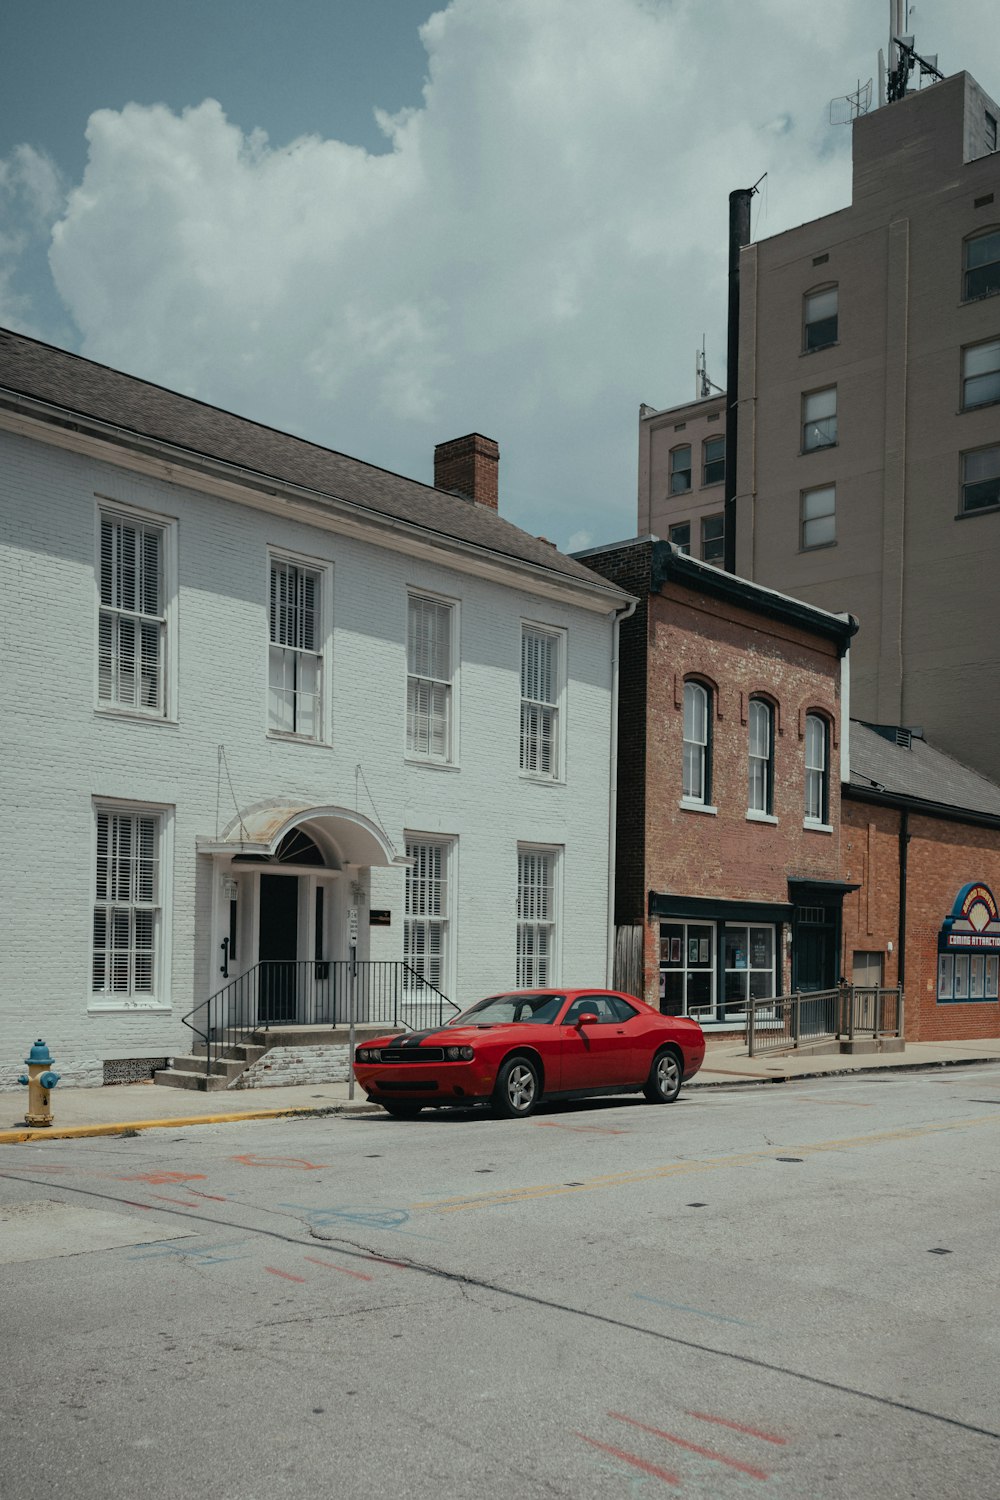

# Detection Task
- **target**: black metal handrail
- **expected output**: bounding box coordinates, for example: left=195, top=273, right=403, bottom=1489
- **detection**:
left=181, top=960, right=460, bottom=1079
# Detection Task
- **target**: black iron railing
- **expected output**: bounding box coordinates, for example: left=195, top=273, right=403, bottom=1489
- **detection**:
left=746, top=985, right=904, bottom=1057
left=181, top=960, right=460, bottom=1079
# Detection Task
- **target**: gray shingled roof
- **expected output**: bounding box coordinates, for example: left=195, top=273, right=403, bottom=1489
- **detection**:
left=849, top=721, right=1000, bottom=820
left=0, top=328, right=623, bottom=596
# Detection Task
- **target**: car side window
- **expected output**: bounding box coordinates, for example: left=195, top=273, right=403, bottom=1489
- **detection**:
left=606, top=996, right=640, bottom=1022
left=564, top=995, right=615, bottom=1024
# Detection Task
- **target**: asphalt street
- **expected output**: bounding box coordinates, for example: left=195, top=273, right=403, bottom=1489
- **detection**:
left=2, top=1069, right=999, bottom=1499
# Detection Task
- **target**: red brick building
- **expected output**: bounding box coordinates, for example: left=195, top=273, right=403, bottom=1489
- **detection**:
left=579, top=538, right=857, bottom=1031
left=843, top=723, right=1000, bottom=1041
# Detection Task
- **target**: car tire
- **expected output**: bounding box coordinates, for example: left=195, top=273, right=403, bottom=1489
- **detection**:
left=380, top=1100, right=424, bottom=1118
left=642, top=1047, right=682, bottom=1104
left=492, top=1055, right=541, bottom=1118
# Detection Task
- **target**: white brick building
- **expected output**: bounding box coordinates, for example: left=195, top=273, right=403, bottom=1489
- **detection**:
left=0, top=330, right=630, bottom=1086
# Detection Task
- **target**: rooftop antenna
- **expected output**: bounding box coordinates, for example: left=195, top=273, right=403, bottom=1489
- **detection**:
left=830, top=78, right=873, bottom=125
left=884, top=0, right=944, bottom=104
left=696, top=338, right=724, bottom=400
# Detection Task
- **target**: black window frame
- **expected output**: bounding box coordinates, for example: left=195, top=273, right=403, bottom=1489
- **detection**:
left=669, top=444, right=693, bottom=495
left=803, top=285, right=838, bottom=353
left=963, top=228, right=1000, bottom=301
left=960, top=444, right=1000, bottom=514
left=702, top=435, right=726, bottom=486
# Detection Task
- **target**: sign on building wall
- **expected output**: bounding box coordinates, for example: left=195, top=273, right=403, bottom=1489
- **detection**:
left=937, top=883, right=1000, bottom=1003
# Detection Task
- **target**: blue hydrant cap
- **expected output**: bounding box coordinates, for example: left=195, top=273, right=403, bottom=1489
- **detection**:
left=25, top=1039, right=54, bottom=1065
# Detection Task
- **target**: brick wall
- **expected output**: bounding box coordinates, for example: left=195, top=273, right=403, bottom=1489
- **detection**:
left=842, top=797, right=1000, bottom=1042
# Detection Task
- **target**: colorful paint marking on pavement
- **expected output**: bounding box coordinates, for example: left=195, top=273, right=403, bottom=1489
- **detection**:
left=632, top=1292, right=755, bottom=1328
left=577, top=1407, right=788, bottom=1489
left=230, top=1154, right=327, bottom=1170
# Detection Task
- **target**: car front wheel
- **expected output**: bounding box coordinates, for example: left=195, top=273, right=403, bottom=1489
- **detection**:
left=643, top=1047, right=682, bottom=1104
left=492, top=1055, right=541, bottom=1118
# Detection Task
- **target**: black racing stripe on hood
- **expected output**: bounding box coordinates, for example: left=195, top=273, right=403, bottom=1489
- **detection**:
left=395, top=1029, right=442, bottom=1048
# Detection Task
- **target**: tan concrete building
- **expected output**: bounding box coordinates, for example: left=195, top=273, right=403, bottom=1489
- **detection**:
left=640, top=71, right=1000, bottom=780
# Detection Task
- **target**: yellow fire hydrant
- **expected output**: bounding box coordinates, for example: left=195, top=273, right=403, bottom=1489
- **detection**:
left=17, top=1039, right=61, bottom=1128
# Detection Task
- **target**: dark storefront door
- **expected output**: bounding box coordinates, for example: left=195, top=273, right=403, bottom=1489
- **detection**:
left=259, top=874, right=298, bottom=1022
left=792, top=905, right=838, bottom=993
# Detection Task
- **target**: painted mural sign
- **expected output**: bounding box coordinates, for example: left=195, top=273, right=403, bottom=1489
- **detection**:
left=937, top=883, right=1000, bottom=1003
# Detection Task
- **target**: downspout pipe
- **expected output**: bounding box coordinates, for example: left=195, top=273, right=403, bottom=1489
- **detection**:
left=607, top=595, right=639, bottom=986
left=724, top=185, right=757, bottom=575
left=898, top=807, right=909, bottom=992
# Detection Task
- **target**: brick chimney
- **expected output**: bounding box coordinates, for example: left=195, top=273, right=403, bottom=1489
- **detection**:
left=434, top=433, right=499, bottom=510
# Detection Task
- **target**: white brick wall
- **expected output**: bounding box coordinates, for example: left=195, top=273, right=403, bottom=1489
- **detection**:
left=231, top=1044, right=350, bottom=1088
left=0, top=425, right=616, bottom=1083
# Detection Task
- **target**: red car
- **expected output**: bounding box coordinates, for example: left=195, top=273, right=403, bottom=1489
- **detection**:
left=353, top=988, right=705, bottom=1119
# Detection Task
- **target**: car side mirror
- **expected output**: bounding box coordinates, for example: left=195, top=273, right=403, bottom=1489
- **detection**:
left=575, top=1012, right=599, bottom=1027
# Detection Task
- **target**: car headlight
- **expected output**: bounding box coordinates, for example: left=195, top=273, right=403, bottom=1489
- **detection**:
left=356, top=1048, right=380, bottom=1063
left=445, top=1045, right=474, bottom=1061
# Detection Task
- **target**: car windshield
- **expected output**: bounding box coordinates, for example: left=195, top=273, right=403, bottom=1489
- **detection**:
left=449, top=993, right=566, bottom=1026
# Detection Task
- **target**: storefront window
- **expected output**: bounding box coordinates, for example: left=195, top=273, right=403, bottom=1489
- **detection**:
left=659, top=922, right=714, bottom=1020
left=723, top=925, right=776, bottom=1018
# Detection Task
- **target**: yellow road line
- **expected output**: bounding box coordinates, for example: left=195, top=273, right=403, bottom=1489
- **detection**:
left=412, top=1112, right=1000, bottom=1214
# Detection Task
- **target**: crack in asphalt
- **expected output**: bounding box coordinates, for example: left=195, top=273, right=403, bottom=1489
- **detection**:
left=3, top=1167, right=999, bottom=1447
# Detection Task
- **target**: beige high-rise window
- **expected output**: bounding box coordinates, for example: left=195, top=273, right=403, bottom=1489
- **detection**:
left=803, top=287, right=838, bottom=351
left=669, top=445, right=692, bottom=494
left=962, top=339, right=1000, bottom=410
left=963, top=229, right=1000, bottom=301
left=801, top=485, right=836, bottom=549
left=961, top=446, right=1000, bottom=513
left=702, top=435, right=726, bottom=486
left=802, top=387, right=838, bottom=451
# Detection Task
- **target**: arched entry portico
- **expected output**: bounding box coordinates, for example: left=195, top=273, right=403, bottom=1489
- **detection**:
left=197, top=802, right=408, bottom=1026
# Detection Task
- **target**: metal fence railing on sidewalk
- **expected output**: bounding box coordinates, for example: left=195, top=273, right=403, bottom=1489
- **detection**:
left=746, top=986, right=903, bottom=1057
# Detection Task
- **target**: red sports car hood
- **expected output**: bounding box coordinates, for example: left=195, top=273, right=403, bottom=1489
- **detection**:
left=361, top=1025, right=487, bottom=1049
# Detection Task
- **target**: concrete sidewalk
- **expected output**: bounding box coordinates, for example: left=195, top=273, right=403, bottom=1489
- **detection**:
left=3, top=1035, right=1000, bottom=1144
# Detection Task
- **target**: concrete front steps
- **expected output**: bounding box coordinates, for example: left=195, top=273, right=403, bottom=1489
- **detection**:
left=153, top=1025, right=398, bottom=1091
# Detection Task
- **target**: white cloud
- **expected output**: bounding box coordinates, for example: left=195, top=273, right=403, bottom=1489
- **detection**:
left=19, top=0, right=998, bottom=547
left=0, top=144, right=66, bottom=333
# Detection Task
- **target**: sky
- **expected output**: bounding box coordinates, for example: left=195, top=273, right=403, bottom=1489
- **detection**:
left=1, top=0, right=997, bottom=552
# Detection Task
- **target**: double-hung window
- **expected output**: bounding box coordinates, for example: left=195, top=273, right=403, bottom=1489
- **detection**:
left=804, top=287, right=838, bottom=351
left=804, top=714, right=829, bottom=825
left=269, top=556, right=324, bottom=738
left=403, top=837, right=451, bottom=993
left=98, top=509, right=168, bottom=714
left=92, top=805, right=166, bottom=1002
left=962, top=339, right=1000, bottom=410
left=669, top=445, right=692, bottom=494
left=801, top=485, right=836, bottom=549
left=963, top=230, right=1000, bottom=301
left=669, top=521, right=691, bottom=554
left=520, top=625, right=563, bottom=779
left=701, top=514, right=725, bottom=565
left=682, top=680, right=711, bottom=804
left=406, top=593, right=455, bottom=761
left=961, top=446, right=1000, bottom=513
left=702, top=436, right=726, bottom=486
left=748, top=698, right=773, bottom=815
left=802, top=387, right=838, bottom=451
left=517, top=846, right=558, bottom=987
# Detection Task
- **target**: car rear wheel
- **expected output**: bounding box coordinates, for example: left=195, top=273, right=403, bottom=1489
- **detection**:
left=380, top=1100, right=424, bottom=1118
left=643, top=1047, right=682, bottom=1104
left=492, top=1055, right=540, bottom=1118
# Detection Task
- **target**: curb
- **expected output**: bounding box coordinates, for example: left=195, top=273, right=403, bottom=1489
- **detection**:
left=0, top=1100, right=377, bottom=1145
left=2, top=1056, right=997, bottom=1142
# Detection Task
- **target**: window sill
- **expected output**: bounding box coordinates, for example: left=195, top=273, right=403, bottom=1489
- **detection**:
left=798, top=540, right=838, bottom=554
left=801, top=342, right=839, bottom=356
left=88, top=999, right=172, bottom=1014
left=800, top=442, right=838, bottom=456
left=746, top=810, right=778, bottom=825
left=679, top=799, right=718, bottom=816
left=959, top=397, right=1000, bottom=414
left=404, top=756, right=461, bottom=772
left=955, top=502, right=1000, bottom=520
left=803, top=818, right=833, bottom=834
left=520, top=771, right=565, bottom=787
left=267, top=730, right=329, bottom=748
left=95, top=706, right=177, bottom=727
